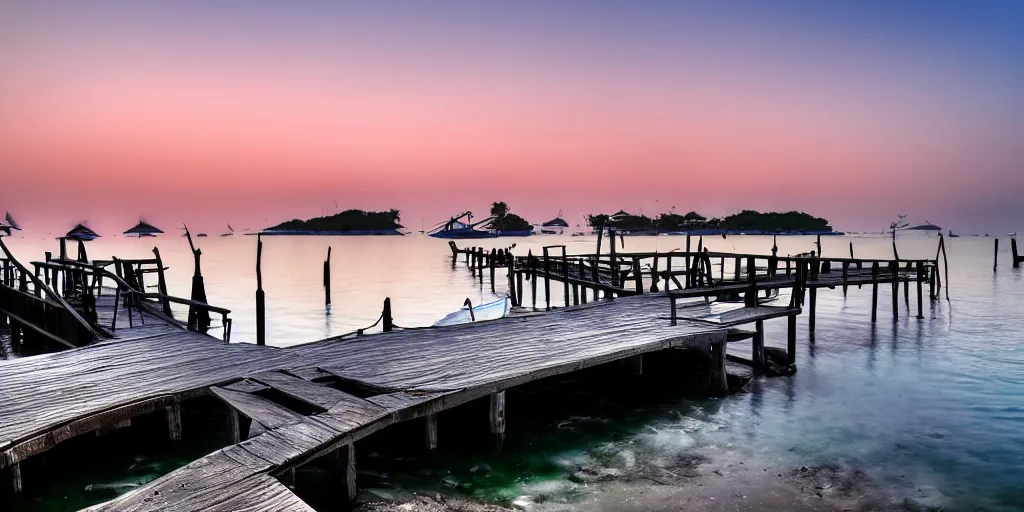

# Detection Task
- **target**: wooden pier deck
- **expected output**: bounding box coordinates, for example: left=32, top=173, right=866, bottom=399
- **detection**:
left=3, top=291, right=742, bottom=509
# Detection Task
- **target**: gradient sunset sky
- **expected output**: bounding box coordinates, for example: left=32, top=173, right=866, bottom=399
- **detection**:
left=2, top=1, right=1022, bottom=234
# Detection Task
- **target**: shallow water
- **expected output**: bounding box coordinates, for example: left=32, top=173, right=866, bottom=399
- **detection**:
left=3, top=232, right=1023, bottom=510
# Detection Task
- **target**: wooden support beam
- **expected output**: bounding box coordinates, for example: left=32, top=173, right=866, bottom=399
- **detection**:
left=1013, top=238, right=1020, bottom=268
left=916, top=261, right=924, bottom=319
left=630, top=354, right=643, bottom=376
left=753, top=320, right=765, bottom=369
left=808, top=255, right=818, bottom=336
left=709, top=340, right=728, bottom=394
left=489, top=391, right=506, bottom=436
left=489, top=249, right=497, bottom=293
left=891, top=261, right=899, bottom=320
left=787, top=313, right=797, bottom=366
left=633, top=257, right=642, bottom=294
left=336, top=444, right=357, bottom=502
left=542, top=249, right=551, bottom=310
left=166, top=403, right=182, bottom=441
left=424, top=413, right=438, bottom=450
left=562, top=251, right=570, bottom=307
left=871, top=262, right=879, bottom=323
left=7, top=462, right=22, bottom=496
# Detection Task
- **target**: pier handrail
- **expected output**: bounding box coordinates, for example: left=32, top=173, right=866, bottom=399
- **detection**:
left=36, top=257, right=233, bottom=341
left=0, top=238, right=107, bottom=342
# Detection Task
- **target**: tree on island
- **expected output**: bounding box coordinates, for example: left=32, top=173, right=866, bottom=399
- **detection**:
left=268, top=209, right=403, bottom=232
left=486, top=201, right=531, bottom=232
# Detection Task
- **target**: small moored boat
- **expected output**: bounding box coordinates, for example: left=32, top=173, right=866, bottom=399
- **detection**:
left=433, top=298, right=510, bottom=326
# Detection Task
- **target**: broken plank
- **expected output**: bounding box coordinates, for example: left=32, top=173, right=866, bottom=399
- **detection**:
left=210, top=387, right=304, bottom=430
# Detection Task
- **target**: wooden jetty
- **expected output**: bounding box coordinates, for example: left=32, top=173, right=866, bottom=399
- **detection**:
left=0, top=234, right=949, bottom=509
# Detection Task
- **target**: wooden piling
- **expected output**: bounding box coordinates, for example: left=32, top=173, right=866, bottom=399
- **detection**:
left=489, top=249, right=497, bottom=293
left=382, top=298, right=393, bottom=332
left=542, top=249, right=551, bottom=310
left=916, top=261, right=924, bottom=319
left=994, top=238, right=999, bottom=272
left=561, top=251, right=570, bottom=307
left=152, top=247, right=173, bottom=316
left=490, top=391, right=506, bottom=436
left=808, top=253, right=818, bottom=336
left=744, top=256, right=756, bottom=307
left=1013, top=238, right=1020, bottom=268
left=255, top=234, right=266, bottom=346
left=424, top=413, right=438, bottom=450
left=578, top=260, right=588, bottom=304
left=478, top=248, right=484, bottom=285
left=166, top=402, right=182, bottom=441
left=753, top=319, right=765, bottom=369
left=633, top=257, right=642, bottom=294
left=891, top=261, right=899, bottom=320
left=630, top=354, right=643, bottom=376
left=336, top=444, right=357, bottom=502
left=529, top=251, right=537, bottom=309
left=7, top=462, right=22, bottom=496
left=871, top=262, right=879, bottom=323
left=507, top=253, right=518, bottom=307
left=516, top=263, right=524, bottom=306
left=787, top=313, right=797, bottom=366
left=608, top=228, right=618, bottom=288
left=324, top=247, right=332, bottom=311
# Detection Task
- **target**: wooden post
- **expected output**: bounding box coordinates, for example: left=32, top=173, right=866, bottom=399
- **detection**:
left=816, top=234, right=822, bottom=256
left=891, top=260, right=899, bottom=320
left=633, top=257, right=642, bottom=294
left=744, top=256, right=756, bottom=307
left=871, top=262, right=879, bottom=323
left=849, top=241, right=854, bottom=259
left=650, top=254, right=660, bottom=292
left=489, top=249, right=497, bottom=293
left=903, top=262, right=910, bottom=307
left=916, top=261, right=924, bottom=319
left=561, top=249, right=570, bottom=307
left=1013, top=238, right=1020, bottom=268
left=382, top=297, right=393, bottom=332
left=516, top=263, right=524, bottom=307
left=753, top=319, right=765, bottom=369
left=424, top=413, right=438, bottom=450
left=507, top=254, right=518, bottom=307
left=787, top=314, right=797, bottom=366
left=664, top=254, right=672, bottom=291
left=478, top=248, right=484, bottom=285
left=709, top=339, right=728, bottom=393
left=185, top=229, right=210, bottom=332
left=608, top=228, right=618, bottom=288
left=324, top=247, right=332, bottom=312
left=7, top=462, right=22, bottom=496
left=994, top=238, right=999, bottom=272
left=542, top=248, right=551, bottom=310
left=733, top=257, right=741, bottom=284
left=490, top=391, right=506, bottom=437
left=166, top=403, right=182, bottom=441
left=335, top=444, right=357, bottom=502
left=578, top=260, right=588, bottom=304
left=256, top=234, right=266, bottom=346
left=684, top=234, right=691, bottom=287
left=630, top=354, right=643, bottom=376
left=808, top=253, right=818, bottom=335
left=529, top=251, right=537, bottom=309
left=841, top=261, right=849, bottom=296
left=152, top=247, right=173, bottom=316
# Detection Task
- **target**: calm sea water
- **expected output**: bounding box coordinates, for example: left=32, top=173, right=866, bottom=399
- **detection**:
left=3, top=232, right=1022, bottom=510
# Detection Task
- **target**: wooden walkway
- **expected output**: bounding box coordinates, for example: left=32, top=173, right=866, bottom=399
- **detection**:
left=2, top=292, right=745, bottom=510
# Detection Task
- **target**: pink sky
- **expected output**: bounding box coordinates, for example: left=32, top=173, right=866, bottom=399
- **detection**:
left=1, top=2, right=1022, bottom=234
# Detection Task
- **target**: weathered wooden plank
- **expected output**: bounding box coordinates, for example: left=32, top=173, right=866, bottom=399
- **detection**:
left=251, top=371, right=354, bottom=410
left=210, top=387, right=304, bottom=430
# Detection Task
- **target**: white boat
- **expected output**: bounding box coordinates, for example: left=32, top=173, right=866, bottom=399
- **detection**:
left=1008, top=232, right=1017, bottom=237
left=433, top=298, right=510, bottom=326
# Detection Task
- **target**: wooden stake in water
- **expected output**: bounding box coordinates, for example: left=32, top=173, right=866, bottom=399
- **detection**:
left=324, top=246, right=332, bottom=314
left=256, top=234, right=266, bottom=346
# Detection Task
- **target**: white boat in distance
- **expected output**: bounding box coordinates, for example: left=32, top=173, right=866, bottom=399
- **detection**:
left=433, top=298, right=510, bottom=327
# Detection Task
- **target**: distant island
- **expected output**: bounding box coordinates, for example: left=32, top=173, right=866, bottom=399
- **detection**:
left=586, top=210, right=839, bottom=235
left=262, top=209, right=404, bottom=236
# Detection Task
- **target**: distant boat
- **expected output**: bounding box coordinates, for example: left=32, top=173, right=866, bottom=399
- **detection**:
left=66, top=223, right=100, bottom=241
left=124, top=220, right=164, bottom=238
left=220, top=224, right=235, bottom=237
left=428, top=211, right=498, bottom=239
left=540, top=211, right=569, bottom=235
left=948, top=230, right=960, bottom=238
left=1008, top=232, right=1017, bottom=237
left=905, top=221, right=941, bottom=231
left=433, top=298, right=510, bottom=326
left=196, top=233, right=208, bottom=238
